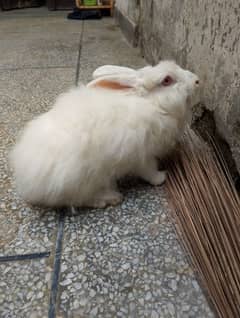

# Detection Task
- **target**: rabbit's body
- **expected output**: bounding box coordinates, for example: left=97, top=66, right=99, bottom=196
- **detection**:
left=10, top=61, right=199, bottom=207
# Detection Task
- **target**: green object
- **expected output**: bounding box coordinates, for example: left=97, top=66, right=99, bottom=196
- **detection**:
left=83, top=0, right=97, bottom=5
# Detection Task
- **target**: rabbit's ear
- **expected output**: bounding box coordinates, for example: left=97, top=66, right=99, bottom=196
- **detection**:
left=87, top=73, right=141, bottom=90
left=93, top=65, right=136, bottom=79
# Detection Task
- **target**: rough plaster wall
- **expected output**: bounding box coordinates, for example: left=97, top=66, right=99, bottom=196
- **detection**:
left=138, top=0, right=240, bottom=173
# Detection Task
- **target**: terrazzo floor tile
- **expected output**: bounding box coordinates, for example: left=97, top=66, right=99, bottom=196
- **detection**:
left=0, top=10, right=81, bottom=34
left=77, top=19, right=145, bottom=83
left=0, top=10, right=82, bottom=69
left=58, top=180, right=214, bottom=318
left=0, top=68, right=75, bottom=256
left=0, top=258, right=52, bottom=318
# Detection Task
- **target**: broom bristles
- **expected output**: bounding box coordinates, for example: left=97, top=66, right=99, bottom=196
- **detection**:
left=165, top=129, right=240, bottom=318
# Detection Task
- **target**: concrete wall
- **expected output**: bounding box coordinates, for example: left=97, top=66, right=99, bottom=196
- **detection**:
left=114, top=0, right=140, bottom=46
left=115, top=0, right=139, bottom=25
left=115, top=0, right=240, bottom=175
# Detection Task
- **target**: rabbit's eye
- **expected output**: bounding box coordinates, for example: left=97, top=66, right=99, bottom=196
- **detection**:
left=162, top=76, right=173, bottom=86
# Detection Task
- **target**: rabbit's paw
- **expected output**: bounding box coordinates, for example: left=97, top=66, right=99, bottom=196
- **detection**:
left=148, top=171, right=167, bottom=186
left=90, top=190, right=123, bottom=208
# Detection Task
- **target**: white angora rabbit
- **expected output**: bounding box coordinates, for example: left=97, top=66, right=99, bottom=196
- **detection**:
left=9, top=61, right=199, bottom=208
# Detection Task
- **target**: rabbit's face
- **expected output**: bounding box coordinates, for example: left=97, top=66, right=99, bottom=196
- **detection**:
left=138, top=61, right=199, bottom=112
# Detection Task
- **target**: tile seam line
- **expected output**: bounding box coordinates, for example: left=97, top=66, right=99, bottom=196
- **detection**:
left=0, top=251, right=50, bottom=262
left=48, top=210, right=65, bottom=318
left=75, top=20, right=85, bottom=86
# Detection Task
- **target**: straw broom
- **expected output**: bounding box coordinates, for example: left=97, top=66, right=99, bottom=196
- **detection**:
left=165, top=128, right=240, bottom=318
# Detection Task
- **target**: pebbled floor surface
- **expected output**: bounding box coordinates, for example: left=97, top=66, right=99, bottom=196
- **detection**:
left=0, top=8, right=214, bottom=318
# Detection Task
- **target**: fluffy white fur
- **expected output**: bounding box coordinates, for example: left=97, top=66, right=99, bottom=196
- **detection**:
left=9, top=61, right=199, bottom=208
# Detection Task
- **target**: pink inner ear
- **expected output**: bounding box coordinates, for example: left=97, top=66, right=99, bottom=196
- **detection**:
left=92, top=80, right=132, bottom=90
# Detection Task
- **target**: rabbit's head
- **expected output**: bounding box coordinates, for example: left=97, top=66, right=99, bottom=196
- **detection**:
left=137, top=61, right=199, bottom=116
left=88, top=61, right=199, bottom=116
